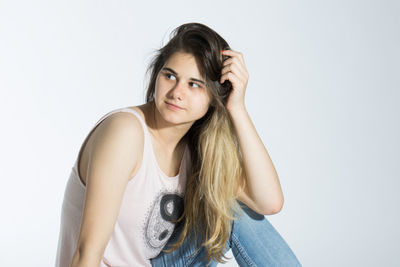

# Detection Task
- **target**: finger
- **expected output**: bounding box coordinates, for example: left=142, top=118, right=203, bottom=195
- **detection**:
left=221, top=61, right=247, bottom=80
left=220, top=65, right=247, bottom=84
left=220, top=71, right=241, bottom=87
left=222, top=49, right=239, bottom=55
left=222, top=57, right=233, bottom=66
left=222, top=49, right=245, bottom=64
left=221, top=63, right=242, bottom=79
left=222, top=56, right=245, bottom=72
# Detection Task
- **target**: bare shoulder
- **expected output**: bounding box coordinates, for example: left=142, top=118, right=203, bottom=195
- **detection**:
left=78, top=107, right=147, bottom=186
left=84, top=109, right=145, bottom=180
left=101, top=106, right=145, bottom=133
left=91, top=110, right=144, bottom=148
left=92, top=109, right=144, bottom=167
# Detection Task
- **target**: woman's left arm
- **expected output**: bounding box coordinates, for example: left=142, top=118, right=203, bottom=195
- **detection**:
left=220, top=49, right=284, bottom=214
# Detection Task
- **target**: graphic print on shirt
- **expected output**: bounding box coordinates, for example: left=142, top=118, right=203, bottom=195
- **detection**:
left=142, top=189, right=184, bottom=258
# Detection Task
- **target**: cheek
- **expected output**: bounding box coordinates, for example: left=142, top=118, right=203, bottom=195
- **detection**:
left=154, top=84, right=166, bottom=103
left=154, top=76, right=165, bottom=96
left=194, top=96, right=211, bottom=115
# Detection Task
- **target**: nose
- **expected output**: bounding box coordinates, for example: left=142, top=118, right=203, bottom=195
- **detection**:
left=169, top=79, right=186, bottom=101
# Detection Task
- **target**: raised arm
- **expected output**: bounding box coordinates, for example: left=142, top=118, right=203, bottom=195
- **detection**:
left=71, top=112, right=144, bottom=267
left=220, top=49, right=284, bottom=215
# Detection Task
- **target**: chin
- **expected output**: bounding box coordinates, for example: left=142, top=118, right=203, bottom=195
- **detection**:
left=159, top=107, right=185, bottom=124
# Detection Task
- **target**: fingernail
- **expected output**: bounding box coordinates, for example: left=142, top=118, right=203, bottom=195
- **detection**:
left=221, top=50, right=225, bottom=53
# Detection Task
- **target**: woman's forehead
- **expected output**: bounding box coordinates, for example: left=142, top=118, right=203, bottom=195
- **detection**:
left=163, top=52, right=206, bottom=81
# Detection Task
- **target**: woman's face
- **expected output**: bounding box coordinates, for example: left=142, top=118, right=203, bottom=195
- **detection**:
left=154, top=51, right=212, bottom=125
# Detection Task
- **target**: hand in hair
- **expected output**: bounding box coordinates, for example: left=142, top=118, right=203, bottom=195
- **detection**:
left=220, top=49, right=249, bottom=111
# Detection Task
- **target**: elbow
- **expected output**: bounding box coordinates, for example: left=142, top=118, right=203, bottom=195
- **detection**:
left=260, top=199, right=284, bottom=215
left=268, top=204, right=283, bottom=215
left=261, top=207, right=281, bottom=215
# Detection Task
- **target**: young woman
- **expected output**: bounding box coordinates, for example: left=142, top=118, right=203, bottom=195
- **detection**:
left=55, top=22, right=302, bottom=267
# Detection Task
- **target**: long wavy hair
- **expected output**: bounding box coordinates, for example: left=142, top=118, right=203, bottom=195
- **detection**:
left=143, top=22, right=247, bottom=266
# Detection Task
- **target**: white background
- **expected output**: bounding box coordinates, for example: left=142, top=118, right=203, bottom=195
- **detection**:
left=0, top=0, right=399, bottom=266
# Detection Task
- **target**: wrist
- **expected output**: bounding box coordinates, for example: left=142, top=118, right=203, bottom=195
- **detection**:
left=226, top=104, right=247, bottom=115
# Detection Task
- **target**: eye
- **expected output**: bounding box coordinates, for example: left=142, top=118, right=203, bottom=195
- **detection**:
left=189, top=82, right=201, bottom=89
left=164, top=73, right=176, bottom=80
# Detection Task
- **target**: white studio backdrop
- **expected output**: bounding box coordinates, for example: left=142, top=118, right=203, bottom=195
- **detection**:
left=0, top=0, right=399, bottom=266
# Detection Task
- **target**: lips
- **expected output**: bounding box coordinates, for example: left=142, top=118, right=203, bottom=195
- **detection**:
left=165, top=101, right=183, bottom=110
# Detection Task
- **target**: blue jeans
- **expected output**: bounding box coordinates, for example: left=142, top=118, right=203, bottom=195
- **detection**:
left=150, top=200, right=302, bottom=266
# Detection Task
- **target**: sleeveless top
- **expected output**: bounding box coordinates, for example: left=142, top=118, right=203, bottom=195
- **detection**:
left=55, top=107, right=190, bottom=267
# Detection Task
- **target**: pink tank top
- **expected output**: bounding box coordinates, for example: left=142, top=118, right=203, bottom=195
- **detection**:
left=55, top=107, right=190, bottom=267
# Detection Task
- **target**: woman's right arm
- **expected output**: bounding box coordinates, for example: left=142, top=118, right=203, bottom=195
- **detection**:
left=70, top=112, right=144, bottom=267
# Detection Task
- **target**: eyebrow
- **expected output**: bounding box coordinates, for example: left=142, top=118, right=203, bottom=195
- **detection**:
left=161, top=67, right=206, bottom=85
